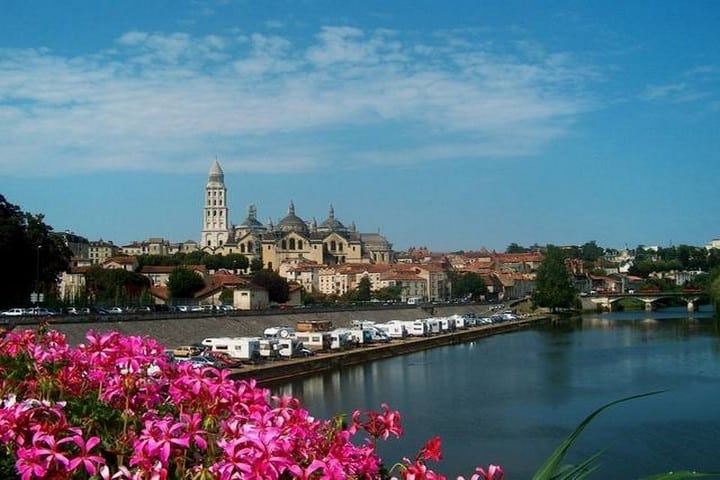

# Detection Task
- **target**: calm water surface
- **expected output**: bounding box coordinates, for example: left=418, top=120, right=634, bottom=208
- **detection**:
left=274, top=307, right=720, bottom=479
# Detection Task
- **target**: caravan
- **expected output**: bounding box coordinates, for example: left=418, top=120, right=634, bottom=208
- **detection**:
left=390, top=320, right=427, bottom=337
left=375, top=322, right=407, bottom=339
left=201, top=337, right=261, bottom=361
left=292, top=332, right=332, bottom=352
left=263, top=326, right=295, bottom=339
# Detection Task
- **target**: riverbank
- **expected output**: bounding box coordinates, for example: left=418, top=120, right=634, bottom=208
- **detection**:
left=42, top=303, right=525, bottom=347
left=229, top=316, right=551, bottom=386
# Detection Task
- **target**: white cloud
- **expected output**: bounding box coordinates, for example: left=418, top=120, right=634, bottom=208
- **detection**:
left=640, top=82, right=710, bottom=103
left=0, top=27, right=596, bottom=177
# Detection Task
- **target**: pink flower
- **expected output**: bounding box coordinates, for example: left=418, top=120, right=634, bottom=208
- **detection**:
left=473, top=464, right=504, bottom=480
left=354, top=403, right=403, bottom=441
left=67, top=435, right=106, bottom=476
left=419, top=436, right=443, bottom=462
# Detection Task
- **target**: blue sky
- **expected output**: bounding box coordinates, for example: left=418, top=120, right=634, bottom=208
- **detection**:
left=2, top=0, right=718, bottom=252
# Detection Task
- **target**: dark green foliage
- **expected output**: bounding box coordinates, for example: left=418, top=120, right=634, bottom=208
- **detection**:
left=373, top=285, right=403, bottom=302
left=532, top=246, right=577, bottom=312
left=167, top=267, right=206, bottom=299
left=451, top=272, right=487, bottom=301
left=85, top=266, right=151, bottom=305
left=0, top=195, right=72, bottom=308
left=250, top=257, right=264, bottom=273
left=630, top=245, right=720, bottom=276
left=219, top=288, right=234, bottom=305
left=251, top=269, right=289, bottom=303
left=356, top=277, right=372, bottom=301
left=506, top=242, right=530, bottom=253
left=136, top=252, right=249, bottom=271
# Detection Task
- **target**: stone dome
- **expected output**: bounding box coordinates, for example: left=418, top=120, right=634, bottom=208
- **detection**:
left=318, top=205, right=347, bottom=233
left=238, top=204, right=266, bottom=231
left=277, top=201, right=309, bottom=234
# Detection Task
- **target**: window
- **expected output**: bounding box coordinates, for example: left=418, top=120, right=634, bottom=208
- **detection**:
left=289, top=238, right=296, bottom=250
left=241, top=244, right=246, bottom=253
left=248, top=241, right=253, bottom=251
left=281, top=239, right=287, bottom=249
left=298, top=241, right=303, bottom=249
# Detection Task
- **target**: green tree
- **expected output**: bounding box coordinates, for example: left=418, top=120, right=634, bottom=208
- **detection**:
left=0, top=195, right=72, bottom=308
left=373, top=285, right=402, bottom=302
left=708, top=268, right=720, bottom=314
left=506, top=243, right=529, bottom=253
left=580, top=241, right=605, bottom=262
left=167, top=267, right=206, bottom=300
left=85, top=266, right=151, bottom=305
left=452, top=272, right=487, bottom=301
left=218, top=288, right=234, bottom=305
left=250, top=257, right=264, bottom=273
left=532, top=246, right=578, bottom=312
left=251, top=269, right=289, bottom=303
left=221, top=253, right=249, bottom=271
left=356, top=276, right=372, bottom=301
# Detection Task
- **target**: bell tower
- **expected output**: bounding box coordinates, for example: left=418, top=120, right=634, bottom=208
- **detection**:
left=201, top=159, right=230, bottom=249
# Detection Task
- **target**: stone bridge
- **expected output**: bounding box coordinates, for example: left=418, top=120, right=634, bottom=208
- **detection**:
left=589, top=291, right=705, bottom=312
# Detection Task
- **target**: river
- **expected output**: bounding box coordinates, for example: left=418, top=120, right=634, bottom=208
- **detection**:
left=274, top=306, right=720, bottom=479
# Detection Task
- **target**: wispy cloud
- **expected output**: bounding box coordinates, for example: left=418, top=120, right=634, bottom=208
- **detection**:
left=640, top=82, right=710, bottom=103
left=0, top=27, right=596, bottom=176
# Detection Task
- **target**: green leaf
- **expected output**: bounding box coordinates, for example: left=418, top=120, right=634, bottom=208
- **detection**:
left=552, top=450, right=604, bottom=480
left=531, top=391, right=666, bottom=480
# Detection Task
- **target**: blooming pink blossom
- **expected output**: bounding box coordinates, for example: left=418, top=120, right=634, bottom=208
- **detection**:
left=0, top=326, right=502, bottom=479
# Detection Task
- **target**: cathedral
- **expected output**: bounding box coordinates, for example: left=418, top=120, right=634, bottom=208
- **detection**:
left=200, top=160, right=393, bottom=270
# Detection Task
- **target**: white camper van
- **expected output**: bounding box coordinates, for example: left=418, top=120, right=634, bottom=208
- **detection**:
left=263, top=326, right=296, bottom=339
left=375, top=322, right=407, bottom=339
left=201, top=337, right=261, bottom=361
left=293, top=332, right=331, bottom=352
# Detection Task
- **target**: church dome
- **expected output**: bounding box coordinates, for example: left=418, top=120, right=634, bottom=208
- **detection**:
left=277, top=201, right=309, bottom=234
left=238, top=204, right=266, bottom=232
left=318, top=205, right=347, bottom=233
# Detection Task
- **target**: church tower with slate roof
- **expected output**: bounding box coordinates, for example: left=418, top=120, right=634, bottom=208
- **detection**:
left=200, top=159, right=231, bottom=249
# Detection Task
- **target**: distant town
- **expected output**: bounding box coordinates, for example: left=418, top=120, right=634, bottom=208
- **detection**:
left=2, top=161, right=720, bottom=313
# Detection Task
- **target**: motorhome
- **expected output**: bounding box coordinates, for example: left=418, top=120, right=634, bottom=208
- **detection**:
left=330, top=331, right=352, bottom=350
left=424, top=317, right=441, bottom=335
left=390, top=320, right=427, bottom=337
left=263, top=326, right=296, bottom=339
left=438, top=316, right=455, bottom=333
left=201, top=337, right=261, bottom=361
left=293, top=331, right=332, bottom=352
left=277, top=338, right=312, bottom=358
left=449, top=314, right=468, bottom=329
left=375, top=322, right=407, bottom=339
left=258, top=339, right=279, bottom=359
left=333, top=328, right=373, bottom=346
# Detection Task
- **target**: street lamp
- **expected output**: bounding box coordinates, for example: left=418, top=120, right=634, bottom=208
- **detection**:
left=34, top=244, right=41, bottom=306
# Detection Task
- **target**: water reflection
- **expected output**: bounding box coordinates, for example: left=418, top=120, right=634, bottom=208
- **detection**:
left=274, top=307, right=720, bottom=479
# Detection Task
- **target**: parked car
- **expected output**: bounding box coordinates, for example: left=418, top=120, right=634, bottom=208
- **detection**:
left=205, top=351, right=243, bottom=368
left=26, top=307, right=57, bottom=317
left=1, top=308, right=27, bottom=317
left=184, top=355, right=224, bottom=369
left=172, top=345, right=202, bottom=358
left=108, top=307, right=124, bottom=314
